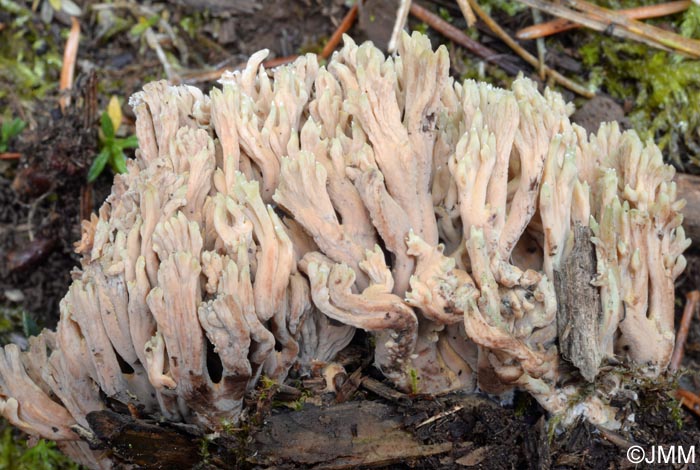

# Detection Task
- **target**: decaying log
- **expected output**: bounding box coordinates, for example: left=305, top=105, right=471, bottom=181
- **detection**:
left=554, top=223, right=602, bottom=382
left=85, top=394, right=500, bottom=469
left=250, top=400, right=452, bottom=469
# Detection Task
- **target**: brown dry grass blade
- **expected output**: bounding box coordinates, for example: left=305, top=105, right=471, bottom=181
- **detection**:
left=670, top=290, right=700, bottom=371
left=59, top=17, right=80, bottom=112
left=321, top=3, right=359, bottom=59
left=463, top=0, right=594, bottom=97
left=517, top=0, right=700, bottom=58
left=517, top=1, right=691, bottom=40
left=677, top=388, right=700, bottom=417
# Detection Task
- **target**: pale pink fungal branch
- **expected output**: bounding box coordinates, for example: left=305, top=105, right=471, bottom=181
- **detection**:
left=0, top=32, right=690, bottom=468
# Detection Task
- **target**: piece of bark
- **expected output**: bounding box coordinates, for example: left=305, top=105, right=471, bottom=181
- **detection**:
left=85, top=394, right=501, bottom=469
left=86, top=410, right=203, bottom=469
left=249, top=400, right=452, bottom=469
left=361, top=376, right=410, bottom=403
left=554, top=223, right=602, bottom=382
left=676, top=173, right=700, bottom=245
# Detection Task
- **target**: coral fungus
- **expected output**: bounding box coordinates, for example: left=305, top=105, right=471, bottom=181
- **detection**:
left=0, top=32, right=689, bottom=468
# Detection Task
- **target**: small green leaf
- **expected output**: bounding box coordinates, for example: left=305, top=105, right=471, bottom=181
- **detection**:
left=110, top=151, right=128, bottom=174
left=22, top=311, right=40, bottom=338
left=116, top=135, right=139, bottom=149
left=48, top=0, right=62, bottom=11
left=11, top=118, right=26, bottom=135
left=129, top=15, right=159, bottom=36
left=88, top=147, right=110, bottom=182
left=0, top=118, right=26, bottom=152
left=100, top=110, right=114, bottom=139
left=1, top=117, right=26, bottom=142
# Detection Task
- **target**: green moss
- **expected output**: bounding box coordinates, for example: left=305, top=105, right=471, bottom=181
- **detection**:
left=414, top=22, right=429, bottom=35
left=577, top=26, right=700, bottom=168
left=438, top=7, right=454, bottom=23
left=680, top=3, right=700, bottom=39
left=669, top=395, right=684, bottom=430
left=198, top=435, right=211, bottom=462
left=513, top=393, right=534, bottom=418
left=546, top=414, right=562, bottom=444
left=0, top=425, right=80, bottom=470
left=478, top=0, right=526, bottom=17
left=0, top=117, right=26, bottom=152
left=0, top=1, right=63, bottom=107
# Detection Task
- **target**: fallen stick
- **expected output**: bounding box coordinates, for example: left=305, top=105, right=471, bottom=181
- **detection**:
left=387, top=0, right=411, bottom=52
left=409, top=3, right=529, bottom=76
left=669, top=290, right=700, bottom=371
left=517, top=0, right=700, bottom=58
left=464, top=0, right=594, bottom=97
left=59, top=17, right=80, bottom=112
left=516, top=0, right=691, bottom=40
left=321, top=3, right=359, bottom=58
left=184, top=4, right=357, bottom=84
left=676, top=388, right=700, bottom=417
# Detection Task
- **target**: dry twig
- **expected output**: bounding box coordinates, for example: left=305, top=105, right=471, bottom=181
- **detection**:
left=59, top=17, right=80, bottom=112
left=388, top=0, right=412, bottom=53
left=335, top=368, right=363, bottom=404
left=321, top=3, right=359, bottom=58
left=145, top=27, right=180, bottom=83
left=595, top=426, right=638, bottom=450
left=517, top=0, right=700, bottom=58
left=456, top=0, right=477, bottom=27
left=464, top=0, right=594, bottom=97
left=416, top=405, right=465, bottom=428
left=677, top=388, right=700, bottom=417
left=517, top=0, right=691, bottom=39
left=183, top=4, right=358, bottom=84
left=531, top=9, right=547, bottom=80
left=0, top=153, right=21, bottom=160
left=670, top=290, right=700, bottom=371
left=361, top=377, right=410, bottom=402
left=182, top=56, right=298, bottom=83
left=409, top=3, right=521, bottom=74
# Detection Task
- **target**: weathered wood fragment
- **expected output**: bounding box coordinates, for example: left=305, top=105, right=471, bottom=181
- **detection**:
left=85, top=394, right=501, bottom=469
left=554, top=223, right=602, bottom=382
left=249, top=400, right=452, bottom=469
left=676, top=173, right=700, bottom=244
left=86, top=410, right=203, bottom=469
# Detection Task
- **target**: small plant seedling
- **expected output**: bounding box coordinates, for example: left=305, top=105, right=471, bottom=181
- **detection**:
left=88, top=97, right=138, bottom=183
left=130, top=15, right=160, bottom=37
left=410, top=368, right=419, bottom=395
left=0, top=118, right=26, bottom=152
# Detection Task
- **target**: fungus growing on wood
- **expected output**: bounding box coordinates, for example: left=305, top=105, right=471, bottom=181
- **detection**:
left=0, top=32, right=689, bottom=467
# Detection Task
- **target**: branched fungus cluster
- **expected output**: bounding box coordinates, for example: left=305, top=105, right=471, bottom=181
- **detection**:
left=0, top=32, right=689, bottom=468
